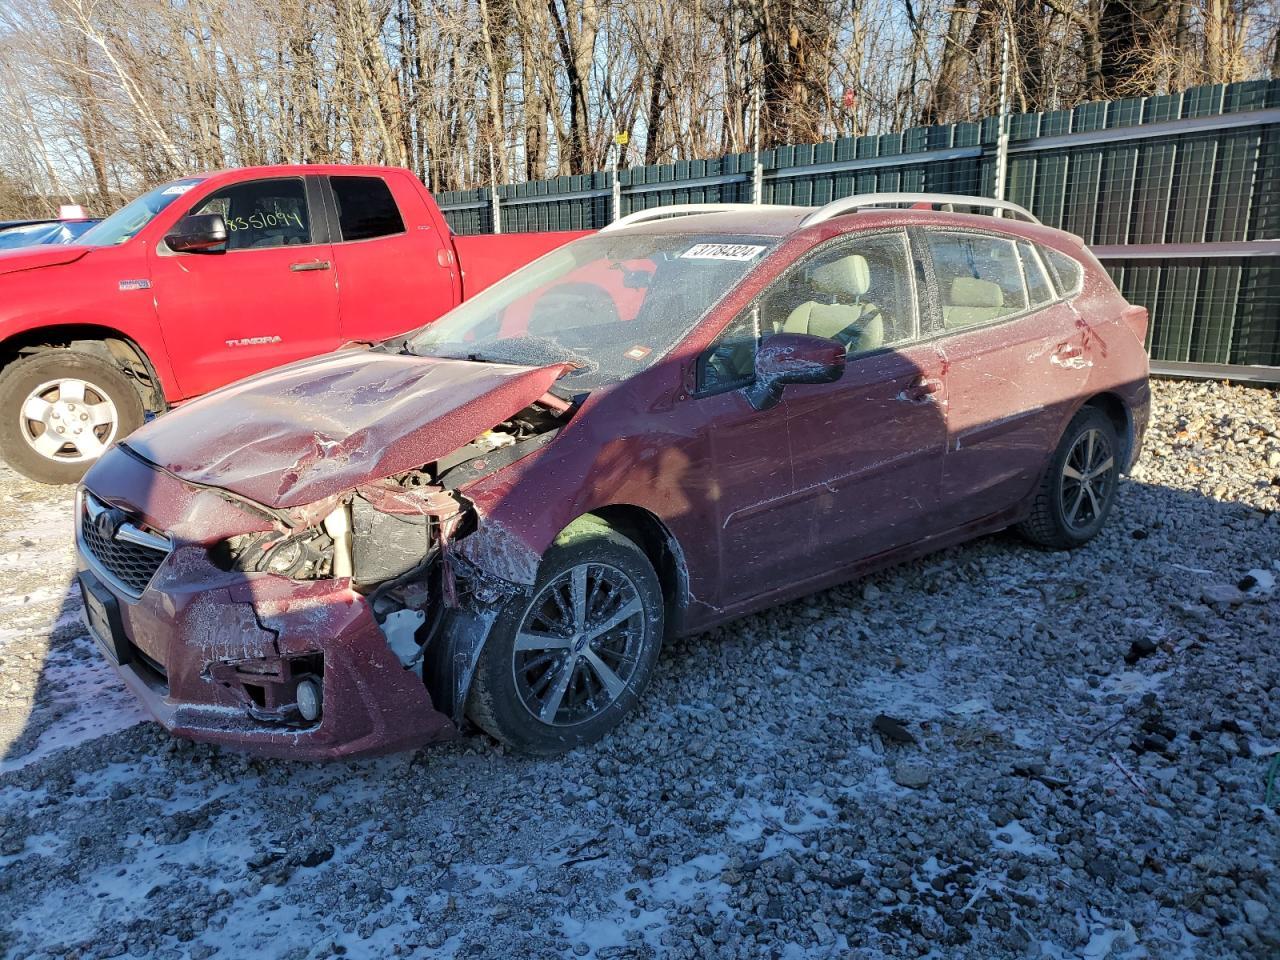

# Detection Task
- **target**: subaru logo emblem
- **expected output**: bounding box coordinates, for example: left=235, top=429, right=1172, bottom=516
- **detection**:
left=95, top=507, right=127, bottom=541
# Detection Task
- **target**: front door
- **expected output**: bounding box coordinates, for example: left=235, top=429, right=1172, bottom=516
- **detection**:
left=768, top=229, right=948, bottom=583
left=783, top=341, right=948, bottom=579
left=149, top=176, right=342, bottom=398
left=695, top=229, right=950, bottom=604
left=693, top=308, right=797, bottom=606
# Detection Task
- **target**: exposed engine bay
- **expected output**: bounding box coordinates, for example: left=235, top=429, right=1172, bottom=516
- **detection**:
left=206, top=398, right=570, bottom=701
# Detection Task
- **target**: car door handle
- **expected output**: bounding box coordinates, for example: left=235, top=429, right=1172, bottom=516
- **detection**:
left=290, top=260, right=331, bottom=272
left=902, top=376, right=941, bottom=402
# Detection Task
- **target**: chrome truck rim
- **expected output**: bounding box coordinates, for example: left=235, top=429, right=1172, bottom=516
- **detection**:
left=1060, top=427, right=1115, bottom=530
left=18, top=378, right=119, bottom=463
left=512, top=561, right=646, bottom=726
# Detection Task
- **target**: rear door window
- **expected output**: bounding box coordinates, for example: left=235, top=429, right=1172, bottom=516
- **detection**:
left=330, top=176, right=405, bottom=242
left=1018, top=242, right=1057, bottom=307
left=190, top=178, right=311, bottom=250
left=925, top=232, right=1029, bottom=331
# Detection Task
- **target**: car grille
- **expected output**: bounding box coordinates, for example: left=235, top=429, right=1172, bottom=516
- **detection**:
left=79, top=490, right=171, bottom=598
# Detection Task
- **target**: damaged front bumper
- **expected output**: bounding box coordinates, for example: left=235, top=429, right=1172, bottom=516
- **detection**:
left=78, top=567, right=457, bottom=760
left=76, top=454, right=459, bottom=761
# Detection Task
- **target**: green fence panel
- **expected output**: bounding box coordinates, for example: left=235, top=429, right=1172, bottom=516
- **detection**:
left=1231, top=260, right=1280, bottom=365
left=1168, top=135, right=1216, bottom=243
left=1131, top=140, right=1177, bottom=243
left=438, top=80, right=1278, bottom=371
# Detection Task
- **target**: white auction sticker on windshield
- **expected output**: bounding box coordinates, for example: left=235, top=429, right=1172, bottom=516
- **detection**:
left=680, top=243, right=766, bottom=262
left=162, top=184, right=194, bottom=195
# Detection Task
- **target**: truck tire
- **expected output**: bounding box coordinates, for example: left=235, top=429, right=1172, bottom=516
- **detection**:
left=0, top=349, right=145, bottom=485
left=467, top=516, right=665, bottom=756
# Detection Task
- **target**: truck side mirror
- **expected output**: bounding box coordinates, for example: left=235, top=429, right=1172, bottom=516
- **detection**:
left=165, top=214, right=227, bottom=254
left=745, top=333, right=846, bottom=410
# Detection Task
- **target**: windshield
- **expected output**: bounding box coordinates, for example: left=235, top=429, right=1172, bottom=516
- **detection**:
left=79, top=178, right=204, bottom=247
left=400, top=232, right=777, bottom=389
left=0, top=223, right=60, bottom=250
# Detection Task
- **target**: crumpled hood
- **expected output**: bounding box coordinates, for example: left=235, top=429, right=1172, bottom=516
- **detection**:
left=0, top=244, right=90, bottom=276
left=123, top=350, right=569, bottom=509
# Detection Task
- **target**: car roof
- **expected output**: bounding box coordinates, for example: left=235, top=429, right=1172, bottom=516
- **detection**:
left=619, top=207, right=811, bottom=238
left=609, top=200, right=1084, bottom=253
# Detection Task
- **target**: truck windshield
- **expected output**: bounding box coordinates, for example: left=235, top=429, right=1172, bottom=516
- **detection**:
left=79, top=178, right=205, bottom=247
left=401, top=232, right=777, bottom=389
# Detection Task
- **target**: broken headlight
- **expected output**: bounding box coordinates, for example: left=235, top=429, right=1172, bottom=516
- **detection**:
left=212, top=529, right=335, bottom=580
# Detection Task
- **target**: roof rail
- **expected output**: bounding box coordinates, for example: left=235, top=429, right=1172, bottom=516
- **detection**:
left=600, top=202, right=801, bottom=233
left=800, top=193, right=1040, bottom=227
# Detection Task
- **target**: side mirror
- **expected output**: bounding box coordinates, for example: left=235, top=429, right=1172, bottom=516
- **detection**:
left=164, top=214, right=227, bottom=253
left=746, top=333, right=845, bottom=411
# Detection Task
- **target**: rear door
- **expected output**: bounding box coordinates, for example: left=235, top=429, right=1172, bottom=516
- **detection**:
left=922, top=230, right=1089, bottom=527
left=323, top=173, right=459, bottom=343
left=149, top=175, right=341, bottom=397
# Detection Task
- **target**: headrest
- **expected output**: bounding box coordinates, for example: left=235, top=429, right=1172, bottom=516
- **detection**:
left=810, top=254, right=871, bottom=298
left=950, top=276, right=1003, bottom=308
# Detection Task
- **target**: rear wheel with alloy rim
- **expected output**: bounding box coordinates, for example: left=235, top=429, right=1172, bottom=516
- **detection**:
left=1017, top=406, right=1120, bottom=549
left=0, top=350, right=144, bottom=485
left=467, top=516, right=664, bottom=755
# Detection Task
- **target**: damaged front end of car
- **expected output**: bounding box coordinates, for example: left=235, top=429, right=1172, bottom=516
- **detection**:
left=78, top=388, right=573, bottom=760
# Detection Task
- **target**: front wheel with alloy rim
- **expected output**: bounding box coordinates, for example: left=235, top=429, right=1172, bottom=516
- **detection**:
left=1017, top=406, right=1121, bottom=549
left=466, top=516, right=665, bottom=756
left=0, top=350, right=144, bottom=484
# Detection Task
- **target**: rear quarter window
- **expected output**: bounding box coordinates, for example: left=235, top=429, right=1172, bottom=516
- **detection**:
left=331, top=176, right=406, bottom=242
left=1043, top=248, right=1084, bottom=298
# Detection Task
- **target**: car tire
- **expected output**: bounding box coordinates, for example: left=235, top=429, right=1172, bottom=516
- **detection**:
left=0, top=349, right=144, bottom=485
left=1017, top=405, right=1121, bottom=549
left=466, top=516, right=665, bottom=756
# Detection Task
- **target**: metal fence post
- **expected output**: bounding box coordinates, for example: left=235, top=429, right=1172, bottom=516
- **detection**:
left=488, top=143, right=502, bottom=234
left=611, top=142, right=622, bottom=223
left=752, top=89, right=763, bottom=205
left=992, top=30, right=1011, bottom=212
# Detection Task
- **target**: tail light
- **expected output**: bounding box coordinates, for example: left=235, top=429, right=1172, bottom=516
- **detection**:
left=1121, top=305, right=1149, bottom=344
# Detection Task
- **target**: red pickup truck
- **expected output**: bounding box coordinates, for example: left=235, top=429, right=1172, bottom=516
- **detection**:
left=0, top=164, right=584, bottom=484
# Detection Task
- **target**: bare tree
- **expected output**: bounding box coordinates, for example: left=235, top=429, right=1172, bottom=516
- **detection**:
left=0, top=0, right=1274, bottom=217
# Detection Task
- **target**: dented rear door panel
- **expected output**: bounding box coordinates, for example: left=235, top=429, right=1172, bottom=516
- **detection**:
left=937, top=302, right=1089, bottom=526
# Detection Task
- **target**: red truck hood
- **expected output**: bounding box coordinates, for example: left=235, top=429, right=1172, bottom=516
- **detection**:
left=0, top=245, right=90, bottom=276
left=122, top=350, right=568, bottom=509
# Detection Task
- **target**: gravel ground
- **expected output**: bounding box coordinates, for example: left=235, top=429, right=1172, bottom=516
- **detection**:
left=0, top=378, right=1277, bottom=960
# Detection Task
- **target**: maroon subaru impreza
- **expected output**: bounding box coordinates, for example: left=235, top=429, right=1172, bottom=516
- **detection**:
left=76, top=195, right=1150, bottom=759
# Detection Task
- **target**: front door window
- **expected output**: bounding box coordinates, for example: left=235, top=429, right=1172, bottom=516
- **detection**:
left=189, top=178, right=312, bottom=250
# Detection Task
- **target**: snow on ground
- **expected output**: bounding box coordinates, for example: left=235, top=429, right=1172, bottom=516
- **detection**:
left=0, top=378, right=1277, bottom=959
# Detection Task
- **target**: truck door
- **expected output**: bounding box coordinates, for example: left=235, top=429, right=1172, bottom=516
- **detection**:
left=323, top=173, right=460, bottom=343
left=148, top=176, right=341, bottom=398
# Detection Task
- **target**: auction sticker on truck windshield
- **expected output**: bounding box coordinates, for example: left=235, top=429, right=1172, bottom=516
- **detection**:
left=680, top=243, right=766, bottom=261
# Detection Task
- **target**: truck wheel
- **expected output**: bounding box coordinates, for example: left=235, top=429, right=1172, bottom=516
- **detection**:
left=0, top=350, right=144, bottom=485
left=466, top=516, right=665, bottom=756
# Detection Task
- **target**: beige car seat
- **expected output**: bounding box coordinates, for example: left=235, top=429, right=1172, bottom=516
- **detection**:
left=944, top=277, right=1006, bottom=328
left=781, top=254, right=885, bottom=353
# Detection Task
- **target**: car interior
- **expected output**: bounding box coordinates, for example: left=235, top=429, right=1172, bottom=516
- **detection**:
left=760, top=237, right=915, bottom=353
